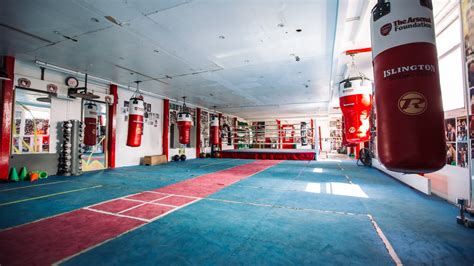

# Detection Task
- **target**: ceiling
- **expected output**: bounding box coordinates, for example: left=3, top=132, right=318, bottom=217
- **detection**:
left=0, top=0, right=453, bottom=120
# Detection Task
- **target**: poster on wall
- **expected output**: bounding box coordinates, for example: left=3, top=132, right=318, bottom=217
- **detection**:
left=447, top=142, right=457, bottom=166
left=457, top=117, right=469, bottom=168
left=458, top=142, right=469, bottom=168
left=457, top=117, right=468, bottom=141
left=445, top=118, right=456, bottom=142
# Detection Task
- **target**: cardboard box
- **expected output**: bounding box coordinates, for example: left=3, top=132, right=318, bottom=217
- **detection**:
left=143, top=155, right=167, bottom=166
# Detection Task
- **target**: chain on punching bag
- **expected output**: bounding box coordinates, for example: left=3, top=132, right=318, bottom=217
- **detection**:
left=371, top=0, right=445, bottom=173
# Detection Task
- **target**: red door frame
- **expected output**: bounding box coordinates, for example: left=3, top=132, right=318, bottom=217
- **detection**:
left=107, top=84, right=118, bottom=168
left=163, top=99, right=170, bottom=161
left=218, top=113, right=222, bottom=151
left=0, top=56, right=14, bottom=180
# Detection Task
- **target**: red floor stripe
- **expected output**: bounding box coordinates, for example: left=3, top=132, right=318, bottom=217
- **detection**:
left=0, top=160, right=281, bottom=265
left=154, top=160, right=281, bottom=197
left=0, top=209, right=144, bottom=266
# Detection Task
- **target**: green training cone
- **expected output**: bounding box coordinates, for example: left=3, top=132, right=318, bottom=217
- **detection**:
left=9, top=168, right=19, bottom=182
left=39, top=171, right=48, bottom=179
left=19, top=167, right=28, bottom=181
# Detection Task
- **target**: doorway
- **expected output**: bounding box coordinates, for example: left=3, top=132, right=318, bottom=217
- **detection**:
left=82, top=100, right=108, bottom=171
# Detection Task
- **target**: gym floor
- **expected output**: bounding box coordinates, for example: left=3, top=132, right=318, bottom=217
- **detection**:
left=1, top=159, right=473, bottom=265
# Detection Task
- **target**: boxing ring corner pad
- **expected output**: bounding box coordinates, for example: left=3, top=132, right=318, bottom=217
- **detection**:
left=372, top=159, right=431, bottom=195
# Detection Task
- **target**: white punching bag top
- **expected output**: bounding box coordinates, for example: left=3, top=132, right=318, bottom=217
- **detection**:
left=177, top=112, right=193, bottom=123
left=339, top=77, right=373, bottom=98
left=129, top=98, right=145, bottom=116
left=84, top=103, right=98, bottom=119
left=210, top=116, right=219, bottom=127
left=371, top=0, right=436, bottom=58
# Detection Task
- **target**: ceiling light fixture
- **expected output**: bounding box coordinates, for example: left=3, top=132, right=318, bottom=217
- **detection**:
left=218, top=35, right=225, bottom=39
left=296, top=29, right=302, bottom=32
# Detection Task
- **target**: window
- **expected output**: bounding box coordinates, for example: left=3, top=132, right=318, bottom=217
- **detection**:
left=436, top=5, right=465, bottom=111
left=12, top=88, right=51, bottom=154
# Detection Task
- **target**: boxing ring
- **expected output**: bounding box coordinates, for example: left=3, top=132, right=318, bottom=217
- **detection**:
left=220, top=149, right=317, bottom=161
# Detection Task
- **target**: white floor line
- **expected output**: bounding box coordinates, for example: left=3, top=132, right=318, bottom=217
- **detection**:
left=367, top=214, right=402, bottom=266
left=0, top=185, right=103, bottom=207
left=119, top=198, right=149, bottom=203
left=83, top=207, right=149, bottom=222
left=116, top=202, right=149, bottom=214
left=344, top=175, right=354, bottom=184
left=204, top=197, right=367, bottom=217
left=0, top=181, right=70, bottom=192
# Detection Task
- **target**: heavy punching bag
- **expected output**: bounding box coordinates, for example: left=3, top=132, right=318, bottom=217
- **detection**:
left=371, top=0, right=445, bottom=173
left=339, top=77, right=373, bottom=144
left=177, top=112, right=193, bottom=145
left=210, top=116, right=220, bottom=145
left=83, top=103, right=98, bottom=146
left=341, top=118, right=357, bottom=148
left=127, top=97, right=145, bottom=147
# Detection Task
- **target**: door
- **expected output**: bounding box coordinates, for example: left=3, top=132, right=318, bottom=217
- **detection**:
left=82, top=100, right=108, bottom=171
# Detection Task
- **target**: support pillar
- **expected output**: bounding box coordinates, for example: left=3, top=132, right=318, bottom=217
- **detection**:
left=163, top=99, right=170, bottom=161
left=218, top=113, right=223, bottom=151
left=107, top=84, right=118, bottom=169
left=196, top=108, right=201, bottom=158
left=276, top=120, right=281, bottom=149
left=0, top=56, right=14, bottom=180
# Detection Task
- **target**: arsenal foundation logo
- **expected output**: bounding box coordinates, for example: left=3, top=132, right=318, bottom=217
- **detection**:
left=380, top=23, right=392, bottom=36
left=398, top=92, right=427, bottom=115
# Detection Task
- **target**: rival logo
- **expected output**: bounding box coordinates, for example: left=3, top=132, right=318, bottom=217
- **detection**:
left=398, top=92, right=427, bottom=115
left=380, top=23, right=392, bottom=36
left=348, top=127, right=356, bottom=134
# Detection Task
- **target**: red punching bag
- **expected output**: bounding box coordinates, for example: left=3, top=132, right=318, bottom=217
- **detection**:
left=127, top=97, right=145, bottom=147
left=371, top=0, right=445, bottom=173
left=210, top=116, right=220, bottom=145
left=177, top=112, right=193, bottom=145
left=339, top=77, right=373, bottom=144
left=84, top=103, right=98, bottom=146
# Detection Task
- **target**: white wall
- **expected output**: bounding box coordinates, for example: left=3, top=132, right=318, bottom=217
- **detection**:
left=425, top=165, right=471, bottom=204
left=115, top=89, right=163, bottom=167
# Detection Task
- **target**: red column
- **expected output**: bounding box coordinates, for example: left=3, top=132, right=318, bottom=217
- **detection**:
left=276, top=120, right=281, bottom=149
left=233, top=117, right=238, bottom=149
left=310, top=119, right=315, bottom=148
left=107, top=84, right=118, bottom=169
left=0, top=56, right=14, bottom=180
left=318, top=126, right=322, bottom=151
left=218, top=113, right=222, bottom=151
left=163, top=99, right=170, bottom=161
left=196, top=108, right=201, bottom=158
